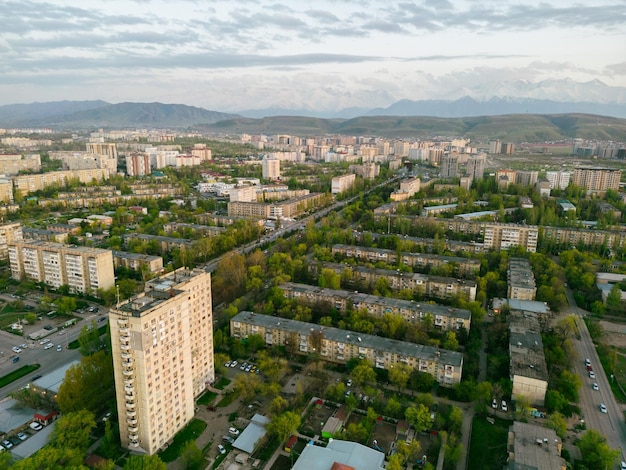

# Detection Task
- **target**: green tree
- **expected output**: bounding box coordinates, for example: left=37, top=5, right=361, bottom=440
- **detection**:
left=388, top=363, right=412, bottom=391
left=447, top=406, right=463, bottom=436
left=351, top=361, right=376, bottom=386
left=441, top=331, right=459, bottom=351
left=49, top=410, right=96, bottom=453
left=607, top=283, right=622, bottom=313
left=405, top=404, right=433, bottom=432
left=56, top=351, right=114, bottom=414
left=181, top=440, right=204, bottom=470
left=232, top=373, right=261, bottom=403
left=10, top=446, right=87, bottom=470
left=78, top=320, right=102, bottom=355
left=385, top=454, right=403, bottom=470
left=546, top=412, right=568, bottom=440
left=123, top=455, right=167, bottom=470
left=576, top=430, right=620, bottom=470
left=54, top=296, right=77, bottom=315
left=344, top=422, right=369, bottom=444
left=268, top=411, right=301, bottom=442
left=270, top=396, right=289, bottom=416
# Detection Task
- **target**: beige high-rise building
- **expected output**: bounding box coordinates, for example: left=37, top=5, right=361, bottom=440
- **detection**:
left=7, top=241, right=114, bottom=294
left=190, top=143, right=212, bottom=162
left=0, top=179, right=14, bottom=204
left=86, top=142, right=118, bottom=159
left=126, top=153, right=151, bottom=177
left=262, top=157, right=280, bottom=180
left=331, top=174, right=356, bottom=194
left=466, top=154, right=485, bottom=180
left=109, top=268, right=214, bottom=454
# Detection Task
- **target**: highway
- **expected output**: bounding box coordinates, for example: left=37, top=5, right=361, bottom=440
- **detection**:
left=564, top=287, right=626, bottom=467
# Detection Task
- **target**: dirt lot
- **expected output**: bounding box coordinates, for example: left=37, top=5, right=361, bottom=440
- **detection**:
left=369, top=420, right=397, bottom=455
left=598, top=320, right=626, bottom=349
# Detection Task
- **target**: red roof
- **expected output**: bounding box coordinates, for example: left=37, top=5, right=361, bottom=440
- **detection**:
left=330, top=463, right=355, bottom=470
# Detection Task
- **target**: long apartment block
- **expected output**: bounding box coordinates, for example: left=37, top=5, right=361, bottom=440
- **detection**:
left=279, top=283, right=471, bottom=331
left=231, top=311, right=463, bottom=386
left=373, top=215, right=538, bottom=252
left=310, top=261, right=477, bottom=302
left=8, top=240, right=114, bottom=294
left=353, top=232, right=485, bottom=255
left=109, top=268, right=214, bottom=454
left=331, top=244, right=480, bottom=277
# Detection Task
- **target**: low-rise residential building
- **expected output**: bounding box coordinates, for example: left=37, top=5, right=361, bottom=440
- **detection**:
left=331, top=244, right=480, bottom=277
left=8, top=241, right=114, bottom=294
left=0, top=153, right=41, bottom=175
left=507, top=422, right=566, bottom=470
left=421, top=204, right=458, bottom=217
left=22, top=228, right=68, bottom=244
left=310, top=262, right=477, bottom=302
left=0, top=222, right=23, bottom=260
left=541, top=225, right=626, bottom=250
left=163, top=223, right=226, bottom=238
left=279, top=283, right=471, bottom=331
left=123, top=234, right=194, bottom=252
left=112, top=251, right=164, bottom=274
left=509, top=311, right=548, bottom=406
left=228, top=193, right=327, bottom=218
left=293, top=439, right=385, bottom=470
left=231, top=312, right=463, bottom=386
left=331, top=174, right=356, bottom=194
left=507, top=258, right=536, bottom=301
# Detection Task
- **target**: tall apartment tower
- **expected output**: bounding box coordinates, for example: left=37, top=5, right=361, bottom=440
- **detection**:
left=126, top=153, right=151, bottom=177
left=489, top=140, right=502, bottom=154
left=466, top=154, right=486, bottom=180
left=0, top=222, right=23, bottom=260
left=440, top=154, right=459, bottom=178
left=262, top=157, right=280, bottom=180
left=109, top=268, right=214, bottom=454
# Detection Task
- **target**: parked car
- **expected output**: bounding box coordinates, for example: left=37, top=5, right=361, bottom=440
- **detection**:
left=44, top=343, right=54, bottom=350
left=230, top=360, right=238, bottom=368
left=222, top=436, right=235, bottom=444
left=492, top=398, right=497, bottom=409
left=11, top=347, right=21, bottom=354
left=592, top=383, right=599, bottom=391
left=224, top=361, right=232, bottom=368
left=501, top=400, right=508, bottom=412
left=217, top=444, right=226, bottom=455
left=228, top=427, right=240, bottom=436
left=29, top=422, right=42, bottom=431
left=1, top=440, right=12, bottom=449
left=589, top=371, right=596, bottom=379
left=16, top=433, right=27, bottom=441
left=600, top=403, right=607, bottom=414
left=585, top=358, right=591, bottom=366
left=56, top=345, right=62, bottom=352
left=346, top=379, right=352, bottom=387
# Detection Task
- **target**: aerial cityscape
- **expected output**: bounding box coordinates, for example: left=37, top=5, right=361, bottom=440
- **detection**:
left=1, top=1, right=626, bottom=470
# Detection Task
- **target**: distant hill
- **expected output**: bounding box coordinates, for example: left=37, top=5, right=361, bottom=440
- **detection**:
left=0, top=100, right=109, bottom=127
left=367, top=96, right=626, bottom=119
left=0, top=102, right=239, bottom=128
left=207, top=113, right=626, bottom=142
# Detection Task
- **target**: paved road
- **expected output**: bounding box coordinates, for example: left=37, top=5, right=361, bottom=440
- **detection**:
left=0, top=311, right=107, bottom=400
left=564, top=287, right=626, bottom=466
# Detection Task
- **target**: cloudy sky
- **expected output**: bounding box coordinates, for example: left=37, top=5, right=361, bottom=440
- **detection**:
left=1, top=0, right=625, bottom=113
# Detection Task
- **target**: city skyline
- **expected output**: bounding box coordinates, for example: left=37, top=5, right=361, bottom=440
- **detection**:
left=1, top=0, right=625, bottom=113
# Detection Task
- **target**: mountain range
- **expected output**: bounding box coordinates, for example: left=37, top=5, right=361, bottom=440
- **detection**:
left=1, top=100, right=626, bottom=141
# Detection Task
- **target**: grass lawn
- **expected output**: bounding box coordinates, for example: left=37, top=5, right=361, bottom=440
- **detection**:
left=68, top=324, right=107, bottom=350
left=467, top=415, right=511, bottom=470
left=255, top=435, right=280, bottom=461
left=217, top=391, right=238, bottom=408
left=158, top=419, right=208, bottom=463
left=196, top=390, right=218, bottom=406
left=0, top=364, right=40, bottom=388
left=214, top=377, right=231, bottom=390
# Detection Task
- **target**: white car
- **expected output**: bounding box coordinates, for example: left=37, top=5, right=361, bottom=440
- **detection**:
left=56, top=345, right=62, bottom=352
left=228, top=427, right=240, bottom=436
left=230, top=361, right=238, bottom=368
left=16, top=432, right=27, bottom=441
left=620, top=461, right=626, bottom=470
left=592, top=383, right=599, bottom=391
left=589, top=371, right=596, bottom=379
left=585, top=358, right=591, bottom=366
left=346, top=379, right=352, bottom=387
left=44, top=343, right=54, bottom=350
left=29, top=422, right=43, bottom=431
left=39, top=338, right=50, bottom=345
left=217, top=444, right=226, bottom=455
left=12, top=347, right=21, bottom=354
left=501, top=400, right=508, bottom=412
left=600, top=403, right=607, bottom=414
left=492, top=398, right=497, bottom=409
left=224, top=361, right=232, bottom=368
left=19, top=343, right=27, bottom=349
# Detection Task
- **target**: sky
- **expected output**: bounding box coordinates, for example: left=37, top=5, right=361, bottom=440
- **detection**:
left=1, top=0, right=625, bottom=113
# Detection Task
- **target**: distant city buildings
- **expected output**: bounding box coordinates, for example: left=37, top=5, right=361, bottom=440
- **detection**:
left=466, top=154, right=486, bottom=180
left=545, top=171, right=571, bottom=190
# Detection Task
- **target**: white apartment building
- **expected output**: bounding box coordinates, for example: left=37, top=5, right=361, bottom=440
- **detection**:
left=230, top=185, right=258, bottom=202
left=12, top=169, right=109, bottom=196
left=331, top=174, right=356, bottom=194
left=109, top=268, right=214, bottom=454
left=0, top=154, right=41, bottom=175
left=545, top=171, right=571, bottom=190
left=262, top=157, right=280, bottom=180
left=8, top=240, right=114, bottom=294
